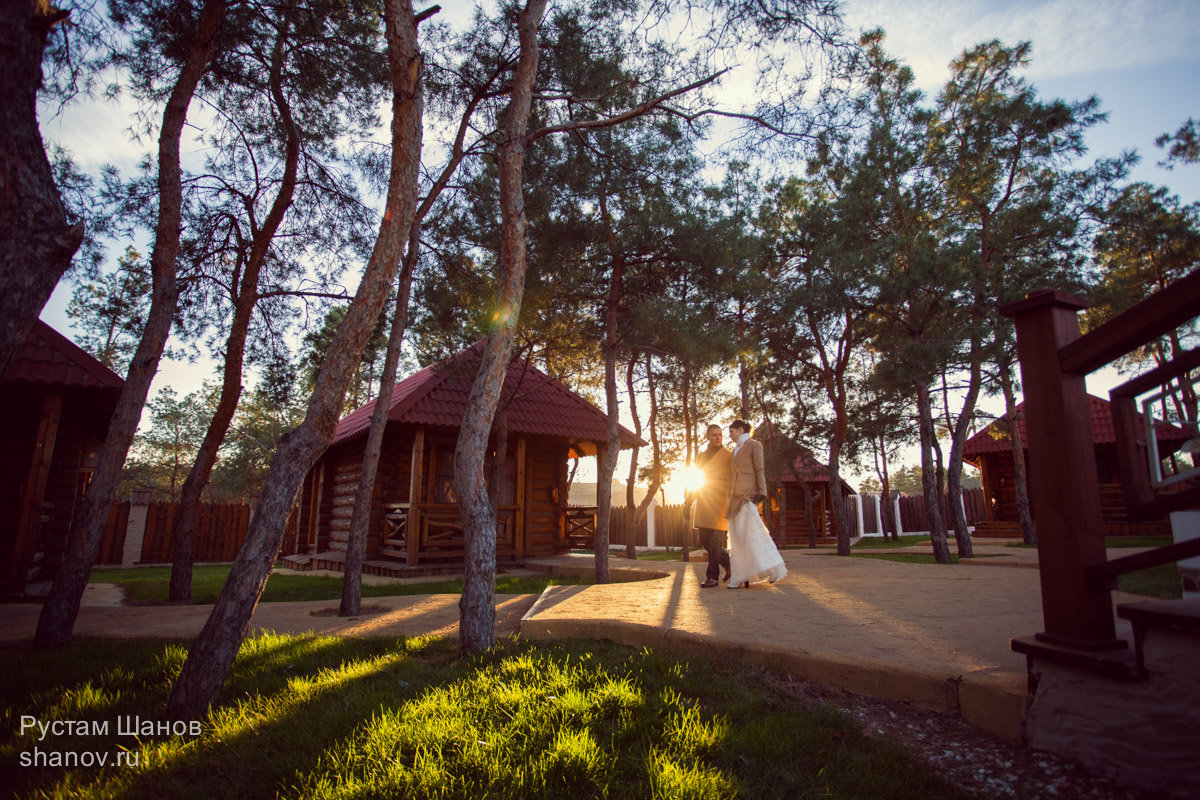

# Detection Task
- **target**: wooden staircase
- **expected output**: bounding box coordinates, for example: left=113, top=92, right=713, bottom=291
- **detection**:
left=972, top=520, right=1025, bottom=538
left=1017, top=598, right=1200, bottom=798
left=999, top=275, right=1200, bottom=799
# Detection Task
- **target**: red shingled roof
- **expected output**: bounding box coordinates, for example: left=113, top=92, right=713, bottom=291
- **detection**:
left=3, top=320, right=123, bottom=391
left=963, top=394, right=1191, bottom=458
left=778, top=448, right=856, bottom=494
left=331, top=341, right=644, bottom=454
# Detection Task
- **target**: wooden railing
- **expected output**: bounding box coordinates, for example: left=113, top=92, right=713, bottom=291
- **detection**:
left=564, top=507, right=597, bottom=548
left=377, top=502, right=518, bottom=564
left=1000, top=269, right=1200, bottom=655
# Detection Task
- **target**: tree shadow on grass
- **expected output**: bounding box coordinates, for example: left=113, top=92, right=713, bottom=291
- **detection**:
left=1, top=636, right=977, bottom=800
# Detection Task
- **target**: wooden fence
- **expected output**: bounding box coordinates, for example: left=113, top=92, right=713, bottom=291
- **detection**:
left=601, top=504, right=692, bottom=549
left=97, top=499, right=298, bottom=565
left=895, top=487, right=986, bottom=533
left=95, top=502, right=130, bottom=565
left=825, top=488, right=987, bottom=537
left=861, top=497, right=879, bottom=536
left=94, top=487, right=988, bottom=567
left=96, top=500, right=132, bottom=564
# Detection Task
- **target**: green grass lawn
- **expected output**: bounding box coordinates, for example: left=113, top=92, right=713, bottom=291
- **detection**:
left=0, top=634, right=975, bottom=800
left=604, top=548, right=687, bottom=562
left=848, top=552, right=960, bottom=565
left=850, top=540, right=1182, bottom=598
left=1104, top=536, right=1173, bottom=548
left=1117, top=563, right=1182, bottom=600
left=1005, top=536, right=1174, bottom=549
left=89, top=565, right=588, bottom=605
left=852, top=535, right=930, bottom=549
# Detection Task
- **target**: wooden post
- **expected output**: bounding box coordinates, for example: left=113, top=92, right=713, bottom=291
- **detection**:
left=408, top=427, right=424, bottom=565
left=10, top=393, right=63, bottom=593
left=310, top=465, right=323, bottom=555
left=779, top=486, right=789, bottom=546
left=516, top=435, right=527, bottom=556
left=122, top=490, right=152, bottom=565
left=1001, top=291, right=1119, bottom=648
left=1109, top=395, right=1155, bottom=515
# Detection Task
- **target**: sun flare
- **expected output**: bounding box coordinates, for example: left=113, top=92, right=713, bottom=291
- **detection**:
left=682, top=464, right=707, bottom=493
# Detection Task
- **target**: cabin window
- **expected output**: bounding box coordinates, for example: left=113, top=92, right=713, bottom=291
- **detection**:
left=488, top=449, right=517, bottom=506
left=432, top=448, right=457, bottom=504
left=428, top=445, right=516, bottom=505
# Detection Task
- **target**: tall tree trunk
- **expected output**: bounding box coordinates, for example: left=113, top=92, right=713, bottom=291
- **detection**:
left=873, top=433, right=896, bottom=540
left=629, top=352, right=663, bottom=538
left=916, top=383, right=951, bottom=562
left=828, top=435, right=850, bottom=555
left=340, top=77, right=483, bottom=616
left=738, top=352, right=751, bottom=420
left=802, top=481, right=816, bottom=547
left=35, top=0, right=228, bottom=648
left=595, top=240, right=625, bottom=584
left=454, top=0, right=546, bottom=656
left=170, top=21, right=301, bottom=602
left=809, top=311, right=855, bottom=555
left=339, top=262, right=415, bottom=618
left=998, top=360, right=1037, bottom=546
left=681, top=357, right=694, bottom=466
left=945, top=357, right=980, bottom=558
left=624, top=354, right=640, bottom=559
left=0, top=1, right=84, bottom=377
left=933, top=431, right=946, bottom=513
left=165, top=0, right=424, bottom=714
left=488, top=405, right=510, bottom=512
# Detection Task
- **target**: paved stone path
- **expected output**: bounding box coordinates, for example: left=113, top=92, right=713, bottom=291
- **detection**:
left=0, top=542, right=1147, bottom=743
left=0, top=593, right=538, bottom=642
left=522, top=544, right=1142, bottom=742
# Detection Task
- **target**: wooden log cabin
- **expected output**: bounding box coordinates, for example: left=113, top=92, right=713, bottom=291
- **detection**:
left=775, top=448, right=856, bottom=545
left=294, top=343, right=643, bottom=569
left=963, top=394, right=1191, bottom=538
left=1, top=321, right=123, bottom=596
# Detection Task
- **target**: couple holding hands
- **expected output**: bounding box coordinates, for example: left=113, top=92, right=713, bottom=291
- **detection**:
left=689, top=420, right=788, bottom=589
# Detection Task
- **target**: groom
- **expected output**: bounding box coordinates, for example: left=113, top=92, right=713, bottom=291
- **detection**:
left=690, top=423, right=731, bottom=588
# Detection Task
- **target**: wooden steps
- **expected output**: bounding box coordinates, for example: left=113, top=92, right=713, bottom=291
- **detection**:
left=973, top=521, right=1025, bottom=538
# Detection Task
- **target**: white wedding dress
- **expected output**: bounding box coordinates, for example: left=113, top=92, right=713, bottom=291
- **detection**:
left=727, top=502, right=787, bottom=586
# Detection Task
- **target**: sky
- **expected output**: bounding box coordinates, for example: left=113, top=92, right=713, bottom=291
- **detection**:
left=838, top=0, right=1200, bottom=204
left=825, top=0, right=1200, bottom=489
left=35, top=0, right=1200, bottom=495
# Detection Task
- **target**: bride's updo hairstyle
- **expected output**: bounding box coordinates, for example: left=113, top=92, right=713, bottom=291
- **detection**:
left=730, top=419, right=752, bottom=435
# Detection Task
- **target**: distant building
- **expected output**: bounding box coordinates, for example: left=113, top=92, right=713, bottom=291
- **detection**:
left=295, top=342, right=643, bottom=567
left=566, top=479, right=651, bottom=508
left=1, top=321, right=123, bottom=595
left=963, top=394, right=1190, bottom=537
left=776, top=448, right=857, bottom=544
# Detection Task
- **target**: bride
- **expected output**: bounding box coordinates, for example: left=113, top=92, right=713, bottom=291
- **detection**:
left=724, top=420, right=787, bottom=587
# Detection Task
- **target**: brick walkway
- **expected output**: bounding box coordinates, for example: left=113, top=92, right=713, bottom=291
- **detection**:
left=520, top=543, right=1140, bottom=743
left=0, top=542, right=1147, bottom=743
